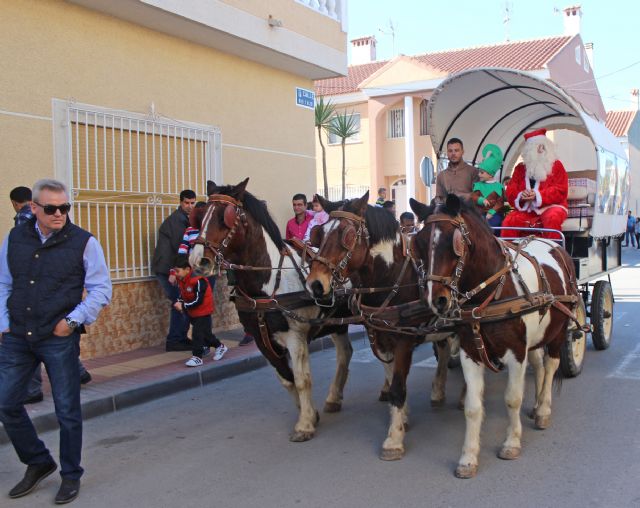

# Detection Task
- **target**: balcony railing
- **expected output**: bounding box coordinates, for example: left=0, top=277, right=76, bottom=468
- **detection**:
left=296, top=0, right=345, bottom=23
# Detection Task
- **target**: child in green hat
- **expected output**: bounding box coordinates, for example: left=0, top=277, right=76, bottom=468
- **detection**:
left=471, top=144, right=506, bottom=229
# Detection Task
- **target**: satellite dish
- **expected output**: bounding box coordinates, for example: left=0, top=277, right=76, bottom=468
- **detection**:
left=420, top=156, right=435, bottom=186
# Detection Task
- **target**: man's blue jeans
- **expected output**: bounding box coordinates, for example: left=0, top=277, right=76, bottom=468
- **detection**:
left=156, top=273, right=189, bottom=344
left=0, top=333, right=83, bottom=480
left=28, top=361, right=89, bottom=398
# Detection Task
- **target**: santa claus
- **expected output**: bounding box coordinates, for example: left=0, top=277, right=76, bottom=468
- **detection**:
left=502, top=129, right=568, bottom=239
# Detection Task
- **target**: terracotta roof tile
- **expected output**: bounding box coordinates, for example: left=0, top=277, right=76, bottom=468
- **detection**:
left=316, top=36, right=571, bottom=96
left=605, top=110, right=637, bottom=137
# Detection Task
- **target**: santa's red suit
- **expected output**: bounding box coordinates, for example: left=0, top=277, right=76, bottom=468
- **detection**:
left=502, top=154, right=568, bottom=239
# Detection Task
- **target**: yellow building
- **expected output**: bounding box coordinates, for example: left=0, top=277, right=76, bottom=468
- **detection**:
left=314, top=7, right=607, bottom=213
left=1, top=0, right=347, bottom=358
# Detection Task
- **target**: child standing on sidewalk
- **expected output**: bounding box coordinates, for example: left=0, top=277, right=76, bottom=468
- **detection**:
left=173, top=255, right=228, bottom=366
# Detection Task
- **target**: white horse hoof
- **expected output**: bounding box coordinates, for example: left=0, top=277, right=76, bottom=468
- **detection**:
left=498, top=446, right=521, bottom=460
left=430, top=397, right=445, bottom=407
left=323, top=401, right=342, bottom=413
left=380, top=448, right=404, bottom=461
left=535, top=414, right=551, bottom=429
left=289, top=430, right=315, bottom=442
left=455, top=463, right=478, bottom=479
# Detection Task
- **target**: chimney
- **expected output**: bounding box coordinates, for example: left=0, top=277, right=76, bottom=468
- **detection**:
left=632, top=89, right=639, bottom=111
left=562, top=5, right=582, bottom=36
left=584, top=42, right=594, bottom=69
left=351, top=36, right=377, bottom=65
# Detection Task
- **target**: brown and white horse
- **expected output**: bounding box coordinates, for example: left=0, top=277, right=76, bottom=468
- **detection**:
left=410, top=194, right=580, bottom=478
left=189, top=179, right=353, bottom=442
left=306, top=192, right=455, bottom=460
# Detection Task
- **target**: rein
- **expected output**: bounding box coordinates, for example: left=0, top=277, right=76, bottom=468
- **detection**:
left=195, top=194, right=360, bottom=363
left=421, top=213, right=588, bottom=372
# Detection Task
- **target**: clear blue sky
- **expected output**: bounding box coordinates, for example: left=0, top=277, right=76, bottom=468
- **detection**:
left=347, top=0, right=640, bottom=111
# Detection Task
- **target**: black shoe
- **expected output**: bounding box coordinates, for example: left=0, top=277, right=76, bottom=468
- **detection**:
left=239, top=334, right=254, bottom=346
left=55, top=479, right=80, bottom=504
left=165, top=340, right=193, bottom=352
left=8, top=459, right=57, bottom=498
left=24, top=392, right=44, bottom=404
left=79, top=371, right=92, bottom=385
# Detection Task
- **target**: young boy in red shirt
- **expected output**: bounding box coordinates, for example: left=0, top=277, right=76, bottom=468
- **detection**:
left=173, top=256, right=227, bottom=366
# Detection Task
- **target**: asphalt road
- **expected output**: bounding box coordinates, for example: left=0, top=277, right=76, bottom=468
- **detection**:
left=1, top=250, right=640, bottom=508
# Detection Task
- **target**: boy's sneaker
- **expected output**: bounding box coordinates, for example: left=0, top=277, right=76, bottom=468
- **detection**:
left=213, top=344, right=228, bottom=361
left=185, top=356, right=203, bottom=367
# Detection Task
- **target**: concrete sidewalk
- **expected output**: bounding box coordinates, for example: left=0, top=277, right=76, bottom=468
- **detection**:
left=0, top=325, right=366, bottom=444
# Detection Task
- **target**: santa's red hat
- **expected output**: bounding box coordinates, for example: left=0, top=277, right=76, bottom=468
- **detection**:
left=524, top=128, right=547, bottom=142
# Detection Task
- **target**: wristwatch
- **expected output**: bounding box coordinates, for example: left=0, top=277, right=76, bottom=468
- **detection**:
left=65, top=317, right=81, bottom=330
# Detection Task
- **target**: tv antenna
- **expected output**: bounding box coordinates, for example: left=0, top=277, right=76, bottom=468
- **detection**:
left=503, top=2, right=513, bottom=41
left=379, top=19, right=396, bottom=56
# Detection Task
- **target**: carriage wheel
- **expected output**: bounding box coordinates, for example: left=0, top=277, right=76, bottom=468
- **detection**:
left=560, top=297, right=587, bottom=377
left=591, top=281, right=614, bottom=350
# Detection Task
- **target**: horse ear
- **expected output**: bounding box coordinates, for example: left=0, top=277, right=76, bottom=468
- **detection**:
left=207, top=180, right=217, bottom=197
left=410, top=198, right=433, bottom=222
left=444, top=193, right=461, bottom=216
left=352, top=191, right=369, bottom=216
left=316, top=194, right=340, bottom=213
left=234, top=178, right=250, bottom=200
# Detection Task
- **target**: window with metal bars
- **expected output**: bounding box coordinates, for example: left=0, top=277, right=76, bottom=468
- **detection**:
left=387, top=108, right=404, bottom=138
left=55, top=102, right=220, bottom=282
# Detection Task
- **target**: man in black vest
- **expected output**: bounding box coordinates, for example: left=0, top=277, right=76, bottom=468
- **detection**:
left=0, top=179, right=112, bottom=504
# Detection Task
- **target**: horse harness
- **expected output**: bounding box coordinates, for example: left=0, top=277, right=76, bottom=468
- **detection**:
left=316, top=211, right=444, bottom=364
left=195, top=195, right=360, bottom=364
left=422, top=214, right=588, bottom=373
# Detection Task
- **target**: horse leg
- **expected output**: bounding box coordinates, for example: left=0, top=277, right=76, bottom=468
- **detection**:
left=456, top=348, right=485, bottom=479
left=379, top=376, right=391, bottom=402
left=324, top=331, right=353, bottom=413
left=528, top=347, right=545, bottom=419
left=379, top=358, right=394, bottom=402
left=282, top=331, right=318, bottom=442
left=380, top=340, right=413, bottom=461
left=431, top=339, right=450, bottom=406
left=534, top=349, right=560, bottom=430
left=498, top=351, right=527, bottom=460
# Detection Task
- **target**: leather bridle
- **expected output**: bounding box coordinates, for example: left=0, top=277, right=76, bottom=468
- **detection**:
left=311, top=210, right=369, bottom=289
left=194, top=194, right=247, bottom=270
left=420, top=214, right=472, bottom=319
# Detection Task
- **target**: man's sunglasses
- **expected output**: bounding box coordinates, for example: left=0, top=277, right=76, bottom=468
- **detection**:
left=33, top=201, right=72, bottom=215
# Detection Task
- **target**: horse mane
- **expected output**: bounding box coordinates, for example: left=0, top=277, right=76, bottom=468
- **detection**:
left=214, top=184, right=286, bottom=250
left=437, top=197, right=494, bottom=238
left=343, top=199, right=398, bottom=244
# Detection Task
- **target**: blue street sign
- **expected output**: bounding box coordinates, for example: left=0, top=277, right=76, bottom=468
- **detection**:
left=296, top=87, right=315, bottom=109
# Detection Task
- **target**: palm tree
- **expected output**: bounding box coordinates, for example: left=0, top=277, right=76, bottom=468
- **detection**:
left=327, top=111, right=359, bottom=200
left=315, top=97, right=335, bottom=197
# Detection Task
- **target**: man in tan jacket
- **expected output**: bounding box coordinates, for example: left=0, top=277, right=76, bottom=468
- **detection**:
left=435, top=137, right=479, bottom=203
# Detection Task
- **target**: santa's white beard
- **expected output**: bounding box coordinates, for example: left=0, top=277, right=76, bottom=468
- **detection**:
left=522, top=141, right=555, bottom=182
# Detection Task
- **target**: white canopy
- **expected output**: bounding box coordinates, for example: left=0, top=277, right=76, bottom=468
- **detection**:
left=427, top=67, right=627, bottom=170
left=427, top=68, right=628, bottom=237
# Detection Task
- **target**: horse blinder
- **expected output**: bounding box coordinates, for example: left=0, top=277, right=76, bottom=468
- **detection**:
left=223, top=204, right=237, bottom=229
left=453, top=228, right=465, bottom=257
left=340, top=225, right=357, bottom=250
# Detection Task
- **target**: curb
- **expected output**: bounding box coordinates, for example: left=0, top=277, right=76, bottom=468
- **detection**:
left=0, top=331, right=365, bottom=445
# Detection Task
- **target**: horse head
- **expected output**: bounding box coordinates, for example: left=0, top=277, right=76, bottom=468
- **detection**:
left=306, top=191, right=370, bottom=299
left=190, top=178, right=249, bottom=276
left=411, top=194, right=475, bottom=316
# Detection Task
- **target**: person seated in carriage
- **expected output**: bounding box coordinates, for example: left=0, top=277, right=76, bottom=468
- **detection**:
left=501, top=129, right=568, bottom=239
left=470, top=143, right=506, bottom=229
